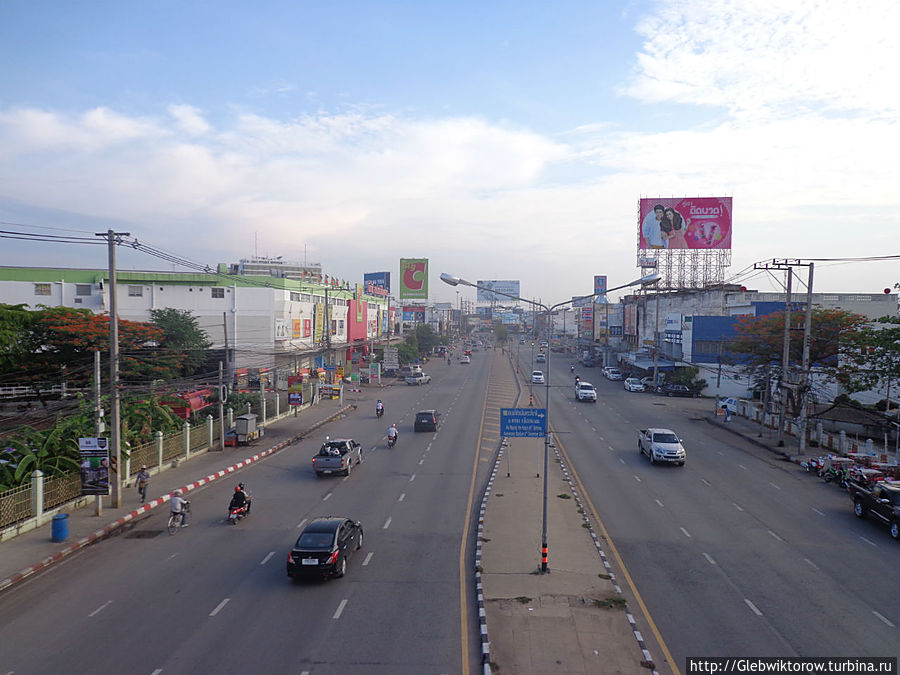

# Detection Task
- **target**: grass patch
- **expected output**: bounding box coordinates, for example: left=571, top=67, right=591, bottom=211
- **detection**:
left=598, top=573, right=611, bottom=580
left=594, top=597, right=627, bottom=609
left=514, top=596, right=532, bottom=604
left=577, top=507, right=584, bottom=514
left=582, top=523, right=591, bottom=529
left=556, top=493, right=571, bottom=499
left=481, top=537, right=491, bottom=542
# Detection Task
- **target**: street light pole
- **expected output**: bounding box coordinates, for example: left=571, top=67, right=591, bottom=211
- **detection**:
left=440, top=271, right=660, bottom=573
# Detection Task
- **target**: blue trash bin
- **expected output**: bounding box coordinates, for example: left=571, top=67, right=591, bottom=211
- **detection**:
left=51, top=513, right=69, bottom=542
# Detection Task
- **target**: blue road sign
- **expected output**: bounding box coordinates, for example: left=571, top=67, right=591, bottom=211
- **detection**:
left=500, top=408, right=548, bottom=438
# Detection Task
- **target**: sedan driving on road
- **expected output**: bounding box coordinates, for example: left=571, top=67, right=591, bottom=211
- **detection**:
left=287, top=517, right=363, bottom=580
left=624, top=378, right=645, bottom=392
left=531, top=370, right=545, bottom=384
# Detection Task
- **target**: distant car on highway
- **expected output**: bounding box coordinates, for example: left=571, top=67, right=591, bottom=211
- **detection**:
left=638, top=428, right=686, bottom=466
left=414, top=409, right=441, bottom=432
left=460, top=355, right=471, bottom=364
left=659, top=384, right=699, bottom=398
left=287, top=517, right=363, bottom=580
left=531, top=370, right=545, bottom=384
left=535, top=353, right=546, bottom=363
left=405, top=372, right=432, bottom=385
left=575, top=381, right=597, bottom=402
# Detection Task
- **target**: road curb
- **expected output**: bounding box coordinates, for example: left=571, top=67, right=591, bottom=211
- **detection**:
left=0, top=404, right=354, bottom=595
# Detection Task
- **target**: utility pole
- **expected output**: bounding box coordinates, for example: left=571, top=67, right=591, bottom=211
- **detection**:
left=93, top=350, right=104, bottom=516
left=797, top=263, right=815, bottom=454
left=218, top=361, right=226, bottom=451
left=222, top=311, right=230, bottom=390
left=777, top=269, right=792, bottom=447
left=96, top=229, right=128, bottom=508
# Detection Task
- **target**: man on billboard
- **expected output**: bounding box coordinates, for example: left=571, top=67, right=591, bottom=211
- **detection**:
left=641, top=203, right=667, bottom=249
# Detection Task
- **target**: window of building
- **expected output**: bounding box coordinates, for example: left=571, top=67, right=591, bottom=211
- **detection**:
left=128, top=286, right=143, bottom=297
left=34, top=283, right=51, bottom=296
left=212, top=287, right=225, bottom=299
left=75, top=284, right=92, bottom=296
left=290, top=291, right=301, bottom=302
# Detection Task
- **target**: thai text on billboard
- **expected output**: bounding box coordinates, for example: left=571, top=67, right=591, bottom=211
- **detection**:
left=399, top=259, right=428, bottom=299
left=476, top=280, right=521, bottom=303
left=364, top=272, right=391, bottom=297
left=594, top=275, right=607, bottom=296
left=638, top=197, right=732, bottom=250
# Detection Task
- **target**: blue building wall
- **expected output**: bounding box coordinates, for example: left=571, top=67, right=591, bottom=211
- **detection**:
left=690, top=315, right=741, bottom=364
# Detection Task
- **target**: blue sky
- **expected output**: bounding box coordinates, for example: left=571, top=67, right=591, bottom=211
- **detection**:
left=1, top=0, right=898, bottom=304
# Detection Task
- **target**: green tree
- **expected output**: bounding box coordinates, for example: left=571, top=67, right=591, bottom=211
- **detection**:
left=150, top=308, right=212, bottom=376
left=414, top=325, right=441, bottom=354
left=838, top=316, right=900, bottom=405
left=493, top=321, right=509, bottom=345
left=398, top=332, right=419, bottom=363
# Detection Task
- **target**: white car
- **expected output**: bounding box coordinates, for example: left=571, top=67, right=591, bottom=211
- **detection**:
left=535, top=353, right=546, bottom=363
left=531, top=370, right=545, bottom=384
left=575, top=381, right=597, bottom=402
left=460, top=355, right=471, bottom=364
left=624, top=378, right=645, bottom=392
left=604, top=367, right=623, bottom=381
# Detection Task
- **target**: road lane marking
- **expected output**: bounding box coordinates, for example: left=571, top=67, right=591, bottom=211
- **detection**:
left=619, top=458, right=625, bottom=464
left=811, top=507, right=825, bottom=516
left=419, top=459, right=424, bottom=465
left=333, top=599, right=348, bottom=619
left=744, top=599, right=763, bottom=616
left=409, top=473, right=416, bottom=482
left=608, top=445, right=614, bottom=451
left=859, top=536, right=877, bottom=547
left=733, top=503, right=744, bottom=512
left=873, top=611, right=895, bottom=627
left=398, top=493, right=406, bottom=502
left=88, top=600, right=112, bottom=617
left=323, top=492, right=332, bottom=501
left=426, top=443, right=432, bottom=451
left=803, top=558, right=819, bottom=570
left=738, top=464, right=748, bottom=470
left=655, top=499, right=664, bottom=508
left=383, top=517, right=392, bottom=529
left=151, top=670, right=163, bottom=675
left=296, top=518, right=308, bottom=529
left=768, top=530, right=783, bottom=542
left=633, top=475, right=642, bottom=483
left=362, top=552, right=374, bottom=566
left=703, top=553, right=717, bottom=565
left=260, top=551, right=275, bottom=565
left=680, top=527, right=691, bottom=538
left=768, top=482, right=781, bottom=490
left=701, top=478, right=711, bottom=486
left=209, top=598, right=230, bottom=617
left=166, top=553, right=177, bottom=561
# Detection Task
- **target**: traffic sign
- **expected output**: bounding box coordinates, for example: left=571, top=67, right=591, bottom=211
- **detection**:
left=500, top=408, right=547, bottom=437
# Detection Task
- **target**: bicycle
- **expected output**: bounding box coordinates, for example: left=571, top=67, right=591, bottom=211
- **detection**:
left=167, top=502, right=191, bottom=535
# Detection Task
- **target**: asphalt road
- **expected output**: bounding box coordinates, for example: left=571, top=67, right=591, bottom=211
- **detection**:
left=527, top=352, right=900, bottom=669
left=0, top=353, right=494, bottom=675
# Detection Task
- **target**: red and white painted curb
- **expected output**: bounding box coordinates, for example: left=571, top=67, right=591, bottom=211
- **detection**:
left=0, top=405, right=353, bottom=594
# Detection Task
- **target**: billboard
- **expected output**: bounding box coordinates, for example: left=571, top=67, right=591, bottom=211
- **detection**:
left=399, top=259, right=428, bottom=299
left=593, top=275, right=607, bottom=296
left=639, top=197, right=732, bottom=250
left=364, top=272, right=391, bottom=297
left=476, top=280, right=521, bottom=303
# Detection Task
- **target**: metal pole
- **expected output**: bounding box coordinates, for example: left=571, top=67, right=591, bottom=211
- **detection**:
left=776, top=270, right=793, bottom=446
left=541, top=306, right=551, bottom=573
left=653, top=288, right=660, bottom=389
left=218, top=361, right=226, bottom=451
left=94, top=350, right=103, bottom=516
left=798, top=263, right=814, bottom=454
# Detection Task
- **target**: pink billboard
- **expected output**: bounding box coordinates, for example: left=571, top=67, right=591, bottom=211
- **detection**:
left=638, top=197, right=732, bottom=250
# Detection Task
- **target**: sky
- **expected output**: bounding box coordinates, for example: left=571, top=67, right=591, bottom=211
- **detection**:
left=1, top=0, right=899, bottom=307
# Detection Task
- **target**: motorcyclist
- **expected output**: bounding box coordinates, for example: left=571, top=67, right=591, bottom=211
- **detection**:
left=570, top=364, right=575, bottom=373
left=376, top=400, right=384, bottom=417
left=170, top=490, right=189, bottom=527
left=574, top=375, right=581, bottom=386
left=387, top=423, right=399, bottom=446
left=230, top=483, right=251, bottom=514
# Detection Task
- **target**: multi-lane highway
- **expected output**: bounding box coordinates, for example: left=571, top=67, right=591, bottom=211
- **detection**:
left=526, top=350, right=900, bottom=668
left=0, top=353, right=500, bottom=675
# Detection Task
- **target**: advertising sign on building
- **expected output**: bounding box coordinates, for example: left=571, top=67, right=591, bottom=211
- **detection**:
left=79, top=437, right=110, bottom=496
left=274, top=318, right=290, bottom=341
left=476, top=280, right=521, bottom=303
left=384, top=347, right=400, bottom=370
left=639, top=197, right=732, bottom=250
left=399, top=258, right=428, bottom=299
left=665, top=313, right=683, bottom=331
left=593, top=275, right=607, bottom=296
left=624, top=304, right=637, bottom=336
left=364, top=272, right=391, bottom=296
left=572, top=295, right=592, bottom=308
left=314, top=303, right=325, bottom=342
left=402, top=305, right=426, bottom=322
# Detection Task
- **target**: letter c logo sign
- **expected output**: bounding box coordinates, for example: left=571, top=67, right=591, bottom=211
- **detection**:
left=403, top=262, right=426, bottom=291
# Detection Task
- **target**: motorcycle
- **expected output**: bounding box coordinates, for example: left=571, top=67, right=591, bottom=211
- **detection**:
left=570, top=365, right=575, bottom=373
left=387, top=433, right=398, bottom=448
left=228, top=503, right=248, bottom=524
left=376, top=406, right=384, bottom=419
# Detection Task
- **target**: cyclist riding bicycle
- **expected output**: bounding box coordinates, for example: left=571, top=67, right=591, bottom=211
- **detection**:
left=170, top=490, right=190, bottom=527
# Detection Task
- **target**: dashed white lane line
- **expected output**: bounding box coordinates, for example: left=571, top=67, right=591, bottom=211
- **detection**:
left=811, top=507, right=825, bottom=516
left=701, top=478, right=711, bottom=486
left=703, top=553, right=717, bottom=565
left=680, top=527, right=692, bottom=538
left=619, top=458, right=625, bottom=465
left=768, top=530, right=783, bottom=542
left=803, top=558, right=819, bottom=570
left=296, top=518, right=308, bottom=529
left=426, top=443, right=432, bottom=451
left=362, top=552, right=374, bottom=566
left=383, top=517, right=392, bottom=529
left=166, top=553, right=177, bottom=561
left=859, top=536, right=878, bottom=547
left=769, top=482, right=781, bottom=490
left=633, top=475, right=642, bottom=483
left=655, top=499, right=664, bottom=508
left=419, top=459, right=424, bottom=465
left=333, top=599, right=348, bottom=619
left=608, top=445, right=614, bottom=451
left=151, top=670, right=163, bottom=675
left=398, top=493, right=406, bottom=502
left=733, top=503, right=744, bottom=512
left=744, top=598, right=763, bottom=616
left=409, top=473, right=416, bottom=482
left=323, top=492, right=332, bottom=501
left=88, top=600, right=112, bottom=617
left=260, top=551, right=275, bottom=565
left=209, top=598, right=230, bottom=617
left=738, top=464, right=748, bottom=470
left=873, top=611, right=896, bottom=628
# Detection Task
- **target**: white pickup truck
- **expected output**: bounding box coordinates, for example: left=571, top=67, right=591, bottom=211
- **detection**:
left=638, top=428, right=686, bottom=466
left=405, top=372, right=432, bottom=385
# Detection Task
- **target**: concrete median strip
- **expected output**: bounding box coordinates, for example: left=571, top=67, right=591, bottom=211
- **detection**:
left=0, top=405, right=353, bottom=595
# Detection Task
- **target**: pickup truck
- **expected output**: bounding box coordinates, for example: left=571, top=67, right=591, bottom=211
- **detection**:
left=638, top=428, right=686, bottom=466
left=312, top=438, right=362, bottom=477
left=850, top=480, right=900, bottom=540
left=405, top=372, right=432, bottom=385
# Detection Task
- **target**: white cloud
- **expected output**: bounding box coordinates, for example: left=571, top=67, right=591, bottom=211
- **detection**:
left=168, top=104, right=211, bottom=136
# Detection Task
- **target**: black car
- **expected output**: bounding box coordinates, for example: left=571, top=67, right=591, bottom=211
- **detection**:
left=414, top=409, right=441, bottom=432
left=659, top=384, right=699, bottom=398
left=287, top=517, right=363, bottom=580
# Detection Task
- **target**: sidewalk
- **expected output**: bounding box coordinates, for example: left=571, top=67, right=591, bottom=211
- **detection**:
left=0, top=399, right=352, bottom=594
left=477, top=352, right=656, bottom=675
